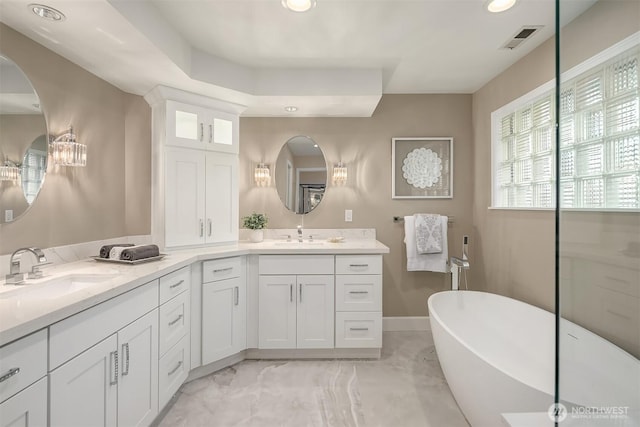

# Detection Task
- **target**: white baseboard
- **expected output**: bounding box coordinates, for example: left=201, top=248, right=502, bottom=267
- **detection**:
left=383, top=316, right=430, bottom=332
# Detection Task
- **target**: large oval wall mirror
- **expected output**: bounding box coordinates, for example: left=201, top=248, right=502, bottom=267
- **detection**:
left=0, top=54, right=48, bottom=224
left=275, top=136, right=327, bottom=214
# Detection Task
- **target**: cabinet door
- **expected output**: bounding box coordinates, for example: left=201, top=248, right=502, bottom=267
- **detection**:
left=203, top=109, right=239, bottom=154
left=166, top=101, right=208, bottom=149
left=204, top=153, right=238, bottom=244
left=0, top=377, right=47, bottom=427
left=202, top=276, right=246, bottom=364
left=50, top=335, right=118, bottom=427
left=258, top=275, right=296, bottom=349
left=117, top=310, right=159, bottom=427
left=165, top=148, right=206, bottom=247
left=297, top=275, right=335, bottom=349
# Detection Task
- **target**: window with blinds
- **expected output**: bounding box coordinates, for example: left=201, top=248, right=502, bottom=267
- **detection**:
left=492, top=39, right=639, bottom=210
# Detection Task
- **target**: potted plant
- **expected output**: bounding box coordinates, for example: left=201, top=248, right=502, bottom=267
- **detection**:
left=242, top=212, right=268, bottom=243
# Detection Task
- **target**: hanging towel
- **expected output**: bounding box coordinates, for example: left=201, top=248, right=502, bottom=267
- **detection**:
left=404, top=215, right=448, bottom=273
left=414, top=214, right=443, bottom=254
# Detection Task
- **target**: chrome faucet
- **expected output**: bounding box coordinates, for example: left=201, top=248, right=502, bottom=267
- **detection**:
left=297, top=225, right=303, bottom=242
left=450, top=256, right=470, bottom=270
left=5, top=247, right=48, bottom=285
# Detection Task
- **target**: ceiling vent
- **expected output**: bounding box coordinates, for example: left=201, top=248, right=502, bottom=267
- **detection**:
left=501, top=26, right=543, bottom=50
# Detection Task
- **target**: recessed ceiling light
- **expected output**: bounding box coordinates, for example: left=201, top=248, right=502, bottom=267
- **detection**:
left=281, top=0, right=316, bottom=13
left=485, top=0, right=516, bottom=13
left=284, top=106, right=298, bottom=112
left=29, top=4, right=66, bottom=21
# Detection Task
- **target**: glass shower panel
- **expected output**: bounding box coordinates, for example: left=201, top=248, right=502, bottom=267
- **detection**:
left=557, top=1, right=640, bottom=426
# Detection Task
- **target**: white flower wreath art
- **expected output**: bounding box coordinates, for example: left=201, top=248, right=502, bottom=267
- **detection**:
left=401, top=147, right=443, bottom=189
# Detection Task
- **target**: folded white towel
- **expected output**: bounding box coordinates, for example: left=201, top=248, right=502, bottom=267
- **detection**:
left=109, top=245, right=135, bottom=260
left=404, top=215, right=448, bottom=273
left=414, top=213, right=442, bottom=254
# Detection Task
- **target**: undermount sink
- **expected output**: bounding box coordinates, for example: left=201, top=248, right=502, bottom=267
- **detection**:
left=0, top=273, right=118, bottom=300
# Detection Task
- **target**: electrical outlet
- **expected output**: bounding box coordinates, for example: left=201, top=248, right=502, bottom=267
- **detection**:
left=4, top=210, right=13, bottom=222
left=345, top=209, right=353, bottom=222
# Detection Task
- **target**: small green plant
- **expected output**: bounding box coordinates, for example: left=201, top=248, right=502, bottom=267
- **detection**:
left=242, top=212, right=268, bottom=230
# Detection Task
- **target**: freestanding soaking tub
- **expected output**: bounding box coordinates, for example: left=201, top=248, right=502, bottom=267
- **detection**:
left=428, top=291, right=639, bottom=427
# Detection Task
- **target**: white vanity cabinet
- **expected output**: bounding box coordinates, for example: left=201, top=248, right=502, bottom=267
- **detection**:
left=0, top=330, right=48, bottom=427
left=201, top=257, right=246, bottom=364
left=166, top=100, right=238, bottom=154
left=258, top=256, right=335, bottom=349
left=49, top=281, right=159, bottom=427
left=335, top=255, right=383, bottom=348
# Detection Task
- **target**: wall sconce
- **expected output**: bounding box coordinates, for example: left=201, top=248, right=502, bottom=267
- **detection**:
left=254, top=163, right=271, bottom=186
left=50, top=126, right=87, bottom=167
left=0, top=160, right=20, bottom=182
left=332, top=161, right=348, bottom=185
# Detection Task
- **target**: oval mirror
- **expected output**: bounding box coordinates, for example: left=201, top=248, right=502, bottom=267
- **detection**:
left=275, top=136, right=327, bottom=214
left=0, top=55, right=48, bottom=224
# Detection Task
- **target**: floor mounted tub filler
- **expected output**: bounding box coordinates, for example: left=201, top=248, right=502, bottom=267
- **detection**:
left=428, top=291, right=639, bottom=427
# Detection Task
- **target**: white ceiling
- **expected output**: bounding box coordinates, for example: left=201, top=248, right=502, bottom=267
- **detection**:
left=0, top=0, right=596, bottom=117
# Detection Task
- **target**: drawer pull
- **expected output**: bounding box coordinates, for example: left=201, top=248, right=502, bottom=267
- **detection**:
left=110, top=350, right=119, bottom=386
left=299, top=283, right=303, bottom=302
left=349, top=291, right=369, bottom=294
left=213, top=267, right=233, bottom=273
left=169, top=280, right=185, bottom=289
left=169, top=314, right=184, bottom=326
left=209, top=124, right=213, bottom=144
left=234, top=286, right=239, bottom=306
left=200, top=123, right=204, bottom=141
left=290, top=284, right=293, bottom=302
left=0, top=367, right=20, bottom=383
left=350, top=327, right=369, bottom=331
left=168, top=360, right=183, bottom=376
left=349, top=264, right=369, bottom=268
left=122, top=343, right=130, bottom=376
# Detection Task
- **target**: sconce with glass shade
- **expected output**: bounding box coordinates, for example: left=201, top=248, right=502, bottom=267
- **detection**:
left=50, top=126, right=87, bottom=167
left=0, top=160, right=20, bottom=182
left=254, top=163, right=271, bottom=186
left=333, top=162, right=347, bottom=185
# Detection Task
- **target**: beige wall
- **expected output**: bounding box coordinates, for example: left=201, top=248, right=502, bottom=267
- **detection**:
left=240, top=94, right=473, bottom=317
left=0, top=23, right=151, bottom=255
left=471, top=0, right=640, bottom=314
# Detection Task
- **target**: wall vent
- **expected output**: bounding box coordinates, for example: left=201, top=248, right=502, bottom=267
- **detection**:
left=501, top=26, right=543, bottom=50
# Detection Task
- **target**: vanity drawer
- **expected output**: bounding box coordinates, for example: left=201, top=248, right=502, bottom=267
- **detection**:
left=335, top=312, right=382, bottom=348
left=335, top=255, right=382, bottom=275
left=336, top=275, right=382, bottom=312
left=160, top=266, right=191, bottom=305
left=0, top=329, right=47, bottom=404
left=159, top=334, right=190, bottom=409
left=159, top=290, right=191, bottom=356
left=203, top=257, right=242, bottom=283
left=259, top=255, right=334, bottom=275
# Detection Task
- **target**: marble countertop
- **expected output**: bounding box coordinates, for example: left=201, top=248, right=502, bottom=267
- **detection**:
left=0, top=239, right=389, bottom=347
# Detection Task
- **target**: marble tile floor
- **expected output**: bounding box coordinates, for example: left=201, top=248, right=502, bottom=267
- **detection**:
left=158, top=331, right=470, bottom=427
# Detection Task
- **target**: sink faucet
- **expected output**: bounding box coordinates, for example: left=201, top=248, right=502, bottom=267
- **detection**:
left=297, top=225, right=303, bottom=242
left=6, top=247, right=48, bottom=285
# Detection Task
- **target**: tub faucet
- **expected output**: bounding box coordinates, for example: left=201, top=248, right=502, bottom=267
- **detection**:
left=297, top=225, right=303, bottom=242
left=5, top=247, right=47, bottom=285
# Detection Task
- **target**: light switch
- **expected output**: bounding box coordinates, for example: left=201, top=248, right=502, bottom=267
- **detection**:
left=345, top=209, right=353, bottom=222
left=4, top=210, right=13, bottom=222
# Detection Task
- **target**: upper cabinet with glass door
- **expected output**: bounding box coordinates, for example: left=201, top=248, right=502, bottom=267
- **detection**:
left=166, top=100, right=238, bottom=154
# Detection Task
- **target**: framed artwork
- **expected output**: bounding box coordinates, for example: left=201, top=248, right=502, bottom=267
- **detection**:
left=392, top=137, right=453, bottom=199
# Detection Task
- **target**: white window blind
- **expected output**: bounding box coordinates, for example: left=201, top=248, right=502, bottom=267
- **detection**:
left=492, top=36, right=640, bottom=210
